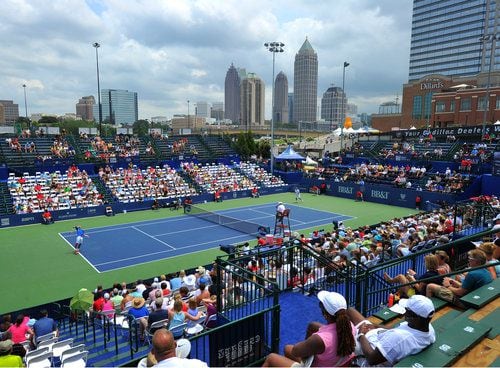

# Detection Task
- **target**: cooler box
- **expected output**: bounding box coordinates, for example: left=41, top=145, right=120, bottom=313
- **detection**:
left=266, top=234, right=274, bottom=245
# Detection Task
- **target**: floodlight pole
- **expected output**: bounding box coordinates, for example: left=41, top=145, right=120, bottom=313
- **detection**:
left=480, top=34, right=497, bottom=138
left=93, top=42, right=102, bottom=136
left=340, top=61, right=349, bottom=152
left=265, top=41, right=285, bottom=176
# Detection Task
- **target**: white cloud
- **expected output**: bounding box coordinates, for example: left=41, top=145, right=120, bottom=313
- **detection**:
left=0, top=0, right=412, bottom=119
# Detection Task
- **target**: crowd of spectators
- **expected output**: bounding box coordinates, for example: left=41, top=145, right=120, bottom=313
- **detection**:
left=99, top=164, right=197, bottom=202
left=236, top=162, right=287, bottom=188
left=181, top=162, right=255, bottom=194
left=81, top=135, right=141, bottom=161
left=8, top=165, right=103, bottom=214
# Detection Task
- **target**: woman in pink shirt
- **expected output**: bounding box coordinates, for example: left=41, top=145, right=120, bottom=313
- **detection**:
left=8, top=314, right=33, bottom=344
left=262, top=292, right=356, bottom=367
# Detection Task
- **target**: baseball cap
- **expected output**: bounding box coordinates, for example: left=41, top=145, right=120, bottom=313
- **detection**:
left=406, top=295, right=435, bottom=319
left=0, top=340, right=13, bottom=354
left=317, top=291, right=347, bottom=316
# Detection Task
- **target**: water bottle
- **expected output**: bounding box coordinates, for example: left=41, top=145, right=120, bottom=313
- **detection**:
left=388, top=293, right=394, bottom=307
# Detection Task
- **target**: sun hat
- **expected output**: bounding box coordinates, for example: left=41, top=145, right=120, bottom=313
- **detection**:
left=406, top=295, right=435, bottom=318
left=184, top=274, right=196, bottom=287
left=0, top=340, right=13, bottom=354
left=176, top=338, right=192, bottom=358
left=317, top=291, right=347, bottom=316
left=132, top=297, right=145, bottom=309
left=196, top=266, right=206, bottom=274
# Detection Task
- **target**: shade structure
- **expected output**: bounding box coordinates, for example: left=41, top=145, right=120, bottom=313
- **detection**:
left=70, top=288, right=94, bottom=311
left=276, top=145, right=304, bottom=160
left=302, top=156, right=318, bottom=166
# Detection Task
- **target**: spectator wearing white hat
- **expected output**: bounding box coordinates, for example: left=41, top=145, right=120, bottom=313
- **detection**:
left=262, top=291, right=356, bottom=367
left=348, top=295, right=435, bottom=366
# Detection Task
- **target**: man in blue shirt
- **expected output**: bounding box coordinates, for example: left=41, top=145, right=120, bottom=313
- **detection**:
left=74, top=226, right=88, bottom=255
left=33, top=310, right=58, bottom=345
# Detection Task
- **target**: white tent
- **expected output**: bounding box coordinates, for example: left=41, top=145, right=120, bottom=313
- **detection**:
left=344, top=127, right=356, bottom=134
left=409, top=126, right=417, bottom=130
left=302, top=156, right=318, bottom=166
left=495, top=120, right=500, bottom=125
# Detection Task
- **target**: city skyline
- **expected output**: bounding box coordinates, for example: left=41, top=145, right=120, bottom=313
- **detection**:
left=0, top=0, right=412, bottom=121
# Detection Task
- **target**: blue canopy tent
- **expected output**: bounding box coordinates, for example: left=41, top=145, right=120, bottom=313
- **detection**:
left=275, top=145, right=304, bottom=160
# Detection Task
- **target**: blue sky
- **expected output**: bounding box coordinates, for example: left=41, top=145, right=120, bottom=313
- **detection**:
left=0, top=0, right=413, bottom=120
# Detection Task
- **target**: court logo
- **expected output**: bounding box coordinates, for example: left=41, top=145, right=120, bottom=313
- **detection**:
left=0, top=218, right=9, bottom=226
left=338, top=186, right=353, bottom=194
left=371, top=190, right=389, bottom=199
left=400, top=194, right=406, bottom=200
left=233, top=192, right=237, bottom=198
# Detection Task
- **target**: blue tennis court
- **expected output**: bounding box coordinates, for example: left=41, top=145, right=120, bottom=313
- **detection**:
left=59, top=203, right=353, bottom=273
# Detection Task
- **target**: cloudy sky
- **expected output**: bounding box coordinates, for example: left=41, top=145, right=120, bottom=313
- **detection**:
left=1, top=0, right=413, bottom=120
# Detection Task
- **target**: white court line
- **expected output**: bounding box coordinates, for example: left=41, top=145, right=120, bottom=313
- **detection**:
left=131, top=226, right=176, bottom=250
left=58, top=232, right=101, bottom=273
left=94, top=233, right=249, bottom=267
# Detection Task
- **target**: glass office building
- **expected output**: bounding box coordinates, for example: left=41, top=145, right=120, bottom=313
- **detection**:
left=94, top=89, right=138, bottom=125
left=409, top=0, right=498, bottom=82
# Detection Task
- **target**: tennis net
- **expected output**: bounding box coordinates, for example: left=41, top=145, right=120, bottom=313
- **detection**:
left=185, top=204, right=270, bottom=236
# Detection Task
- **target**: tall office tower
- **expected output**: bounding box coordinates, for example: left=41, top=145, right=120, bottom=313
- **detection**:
left=76, top=96, right=95, bottom=121
left=293, top=37, right=318, bottom=123
left=195, top=101, right=210, bottom=118
left=0, top=100, right=19, bottom=124
left=211, top=102, right=224, bottom=121
left=273, top=71, right=289, bottom=123
left=94, top=89, right=138, bottom=125
left=288, top=93, right=294, bottom=124
left=240, top=73, right=265, bottom=129
left=409, top=0, right=497, bottom=82
left=320, top=86, right=346, bottom=125
left=224, top=63, right=242, bottom=124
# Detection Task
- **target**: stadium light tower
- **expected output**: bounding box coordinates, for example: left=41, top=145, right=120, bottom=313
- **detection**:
left=93, top=42, right=102, bottom=136
left=340, top=61, right=349, bottom=151
left=22, top=84, right=29, bottom=128
left=265, top=41, right=285, bottom=176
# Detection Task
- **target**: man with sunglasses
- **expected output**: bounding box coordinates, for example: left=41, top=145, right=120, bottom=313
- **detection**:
left=426, top=249, right=492, bottom=307
left=347, top=295, right=435, bottom=366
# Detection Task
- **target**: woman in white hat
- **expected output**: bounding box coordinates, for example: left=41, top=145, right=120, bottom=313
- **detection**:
left=262, top=291, right=356, bottom=367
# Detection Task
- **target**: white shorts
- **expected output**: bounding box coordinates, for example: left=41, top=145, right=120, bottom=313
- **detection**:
left=76, top=236, right=83, bottom=244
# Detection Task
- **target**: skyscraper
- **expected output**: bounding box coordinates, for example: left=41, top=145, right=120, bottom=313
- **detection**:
left=409, top=0, right=496, bottom=82
left=274, top=71, right=289, bottom=124
left=224, top=63, right=242, bottom=124
left=211, top=102, right=224, bottom=121
left=0, top=100, right=19, bottom=124
left=195, top=101, right=210, bottom=118
left=76, top=96, right=95, bottom=121
left=94, top=89, right=138, bottom=125
left=288, top=93, right=294, bottom=124
left=320, top=86, right=346, bottom=125
left=293, top=37, right=318, bottom=123
left=240, top=73, right=265, bottom=129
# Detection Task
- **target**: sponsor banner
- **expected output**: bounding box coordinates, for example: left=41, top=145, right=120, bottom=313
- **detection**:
left=393, top=124, right=499, bottom=139
left=209, top=313, right=265, bottom=367
left=494, top=152, right=500, bottom=176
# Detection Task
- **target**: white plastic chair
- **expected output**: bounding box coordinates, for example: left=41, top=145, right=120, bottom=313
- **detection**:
left=26, top=351, right=53, bottom=368
left=168, top=322, right=187, bottom=339
left=37, top=336, right=58, bottom=352
left=137, top=357, right=148, bottom=368
left=61, top=351, right=88, bottom=368
left=51, top=338, right=74, bottom=360
left=25, top=347, right=49, bottom=365
left=59, top=344, right=86, bottom=363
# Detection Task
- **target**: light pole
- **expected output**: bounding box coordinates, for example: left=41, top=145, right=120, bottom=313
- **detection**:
left=93, top=42, right=102, bottom=136
left=22, top=84, right=29, bottom=129
left=187, top=100, right=190, bottom=130
left=265, top=41, right=285, bottom=176
left=340, top=61, right=349, bottom=151
left=479, top=34, right=498, bottom=138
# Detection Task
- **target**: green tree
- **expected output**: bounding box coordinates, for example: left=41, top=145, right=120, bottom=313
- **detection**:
left=133, top=119, right=150, bottom=136
left=38, top=116, right=59, bottom=125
